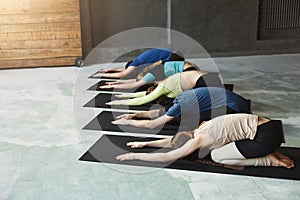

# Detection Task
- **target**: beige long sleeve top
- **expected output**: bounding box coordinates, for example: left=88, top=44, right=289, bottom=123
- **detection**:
left=195, top=114, right=259, bottom=150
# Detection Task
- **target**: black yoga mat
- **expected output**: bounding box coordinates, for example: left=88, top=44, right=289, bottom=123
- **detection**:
left=84, top=93, right=156, bottom=111
left=83, top=111, right=181, bottom=136
left=80, top=134, right=300, bottom=181
left=83, top=106, right=245, bottom=134
left=88, top=80, right=234, bottom=92
left=88, top=80, right=153, bottom=92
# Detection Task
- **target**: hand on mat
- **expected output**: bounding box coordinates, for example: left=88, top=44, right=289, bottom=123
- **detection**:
left=127, top=141, right=146, bottom=148
left=100, top=85, right=115, bottom=89
left=99, top=69, right=111, bottom=73
left=106, top=101, right=120, bottom=105
left=116, top=113, right=135, bottom=119
left=116, top=153, right=135, bottom=161
left=112, top=118, right=129, bottom=125
left=106, top=100, right=128, bottom=105
left=93, top=72, right=104, bottom=78
left=105, top=81, right=118, bottom=85
left=114, top=94, right=126, bottom=98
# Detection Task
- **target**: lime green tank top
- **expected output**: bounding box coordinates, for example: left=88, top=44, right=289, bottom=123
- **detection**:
left=114, top=73, right=183, bottom=106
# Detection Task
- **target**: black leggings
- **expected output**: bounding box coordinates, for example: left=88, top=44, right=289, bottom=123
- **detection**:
left=183, top=66, right=199, bottom=72
left=194, top=73, right=223, bottom=88
left=235, top=120, right=285, bottom=158
left=169, top=52, right=185, bottom=62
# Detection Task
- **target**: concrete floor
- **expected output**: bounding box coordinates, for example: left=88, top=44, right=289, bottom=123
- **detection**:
left=0, top=54, right=299, bottom=200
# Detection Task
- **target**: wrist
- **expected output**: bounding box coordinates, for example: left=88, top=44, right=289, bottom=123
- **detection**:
left=131, top=153, right=137, bottom=160
left=114, top=100, right=121, bottom=105
left=143, top=142, right=148, bottom=147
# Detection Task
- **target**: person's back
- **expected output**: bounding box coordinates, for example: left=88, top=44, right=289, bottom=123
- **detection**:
left=196, top=114, right=259, bottom=149
left=165, top=87, right=251, bottom=130
left=141, top=61, right=192, bottom=83
left=130, top=48, right=176, bottom=67
left=93, top=48, right=184, bottom=79
left=167, top=87, right=250, bottom=117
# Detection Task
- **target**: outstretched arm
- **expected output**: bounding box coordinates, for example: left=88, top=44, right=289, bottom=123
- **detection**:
left=107, top=85, right=165, bottom=106
left=115, top=91, right=147, bottom=99
left=127, top=138, right=172, bottom=149
left=100, top=79, right=147, bottom=90
left=116, top=136, right=203, bottom=162
left=94, top=66, right=136, bottom=78
left=99, top=66, right=125, bottom=73
left=112, top=114, right=174, bottom=129
left=116, top=109, right=160, bottom=120
left=112, top=79, right=136, bottom=84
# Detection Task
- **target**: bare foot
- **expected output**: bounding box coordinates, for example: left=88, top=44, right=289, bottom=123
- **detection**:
left=274, top=151, right=291, bottom=160
left=267, top=152, right=295, bottom=169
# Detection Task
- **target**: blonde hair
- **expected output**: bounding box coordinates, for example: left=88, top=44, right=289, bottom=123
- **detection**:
left=171, top=131, right=194, bottom=149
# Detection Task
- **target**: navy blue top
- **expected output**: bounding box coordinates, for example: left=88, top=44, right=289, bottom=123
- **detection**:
left=166, top=87, right=250, bottom=118
left=129, top=48, right=173, bottom=67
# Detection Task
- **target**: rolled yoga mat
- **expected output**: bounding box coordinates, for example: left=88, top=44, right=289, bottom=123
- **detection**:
left=88, top=80, right=234, bottom=92
left=79, top=134, right=300, bottom=181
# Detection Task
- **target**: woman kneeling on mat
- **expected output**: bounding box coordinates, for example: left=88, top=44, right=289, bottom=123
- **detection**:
left=93, top=48, right=184, bottom=79
left=106, top=70, right=223, bottom=106
left=112, top=87, right=251, bottom=130
left=99, top=60, right=198, bottom=90
left=116, top=114, right=294, bottom=169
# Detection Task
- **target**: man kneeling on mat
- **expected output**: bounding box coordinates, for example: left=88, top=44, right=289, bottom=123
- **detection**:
left=112, top=87, right=251, bottom=130
left=116, top=114, right=294, bottom=169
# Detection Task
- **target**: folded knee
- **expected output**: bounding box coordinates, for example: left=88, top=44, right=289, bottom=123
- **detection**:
left=211, top=149, right=225, bottom=164
left=211, top=142, right=245, bottom=165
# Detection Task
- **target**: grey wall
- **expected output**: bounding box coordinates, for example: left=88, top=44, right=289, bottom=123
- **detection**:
left=89, top=0, right=167, bottom=46
left=171, top=0, right=258, bottom=52
left=80, top=0, right=167, bottom=58
left=80, top=0, right=300, bottom=59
